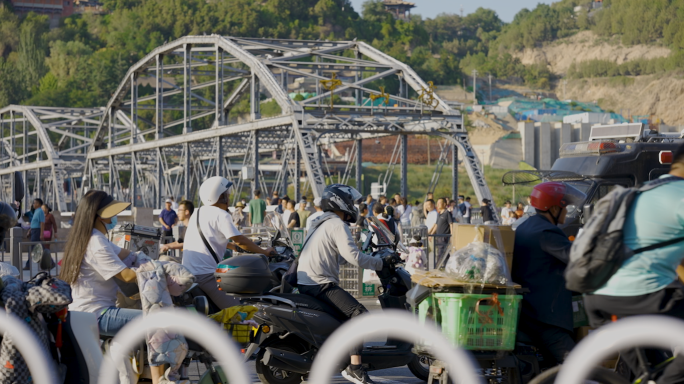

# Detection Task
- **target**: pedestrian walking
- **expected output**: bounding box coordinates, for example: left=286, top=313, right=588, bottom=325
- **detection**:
left=248, top=190, right=267, bottom=226
left=422, top=192, right=434, bottom=218
left=297, top=200, right=311, bottom=228
left=29, top=198, right=45, bottom=243
left=25, top=198, right=46, bottom=270
left=41, top=204, right=57, bottom=250
left=481, top=199, right=495, bottom=224
left=355, top=203, right=368, bottom=230
left=515, top=202, right=525, bottom=218
left=159, top=199, right=178, bottom=243
left=411, top=200, right=424, bottom=227
left=463, top=196, right=472, bottom=223
left=397, top=197, right=412, bottom=227
left=523, top=195, right=533, bottom=214
left=365, top=195, right=376, bottom=217
left=430, top=198, right=453, bottom=261
left=284, top=200, right=300, bottom=229
left=232, top=202, right=248, bottom=228
left=448, top=200, right=462, bottom=223
left=501, top=201, right=513, bottom=220
left=270, top=191, right=280, bottom=206
left=160, top=200, right=194, bottom=256
left=169, top=196, right=179, bottom=211
left=424, top=199, right=438, bottom=229
left=503, top=211, right=518, bottom=225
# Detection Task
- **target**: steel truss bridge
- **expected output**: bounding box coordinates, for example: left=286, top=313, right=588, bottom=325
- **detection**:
left=0, top=35, right=496, bottom=218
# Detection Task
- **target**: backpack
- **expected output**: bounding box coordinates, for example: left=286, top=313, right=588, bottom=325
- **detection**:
left=566, top=176, right=684, bottom=293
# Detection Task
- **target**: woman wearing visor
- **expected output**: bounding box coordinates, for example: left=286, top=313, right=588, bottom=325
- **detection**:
left=512, top=182, right=586, bottom=366
left=182, top=176, right=275, bottom=309
left=60, top=190, right=167, bottom=383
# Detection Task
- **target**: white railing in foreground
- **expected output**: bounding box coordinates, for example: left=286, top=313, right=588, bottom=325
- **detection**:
left=0, top=309, right=57, bottom=384
left=556, top=315, right=684, bottom=384
left=98, top=310, right=251, bottom=384
left=308, top=310, right=483, bottom=384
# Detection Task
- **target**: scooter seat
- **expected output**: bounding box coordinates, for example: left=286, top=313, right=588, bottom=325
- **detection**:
left=270, top=293, right=346, bottom=322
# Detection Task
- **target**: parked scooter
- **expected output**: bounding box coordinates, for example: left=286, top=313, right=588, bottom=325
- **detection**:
left=216, top=216, right=428, bottom=384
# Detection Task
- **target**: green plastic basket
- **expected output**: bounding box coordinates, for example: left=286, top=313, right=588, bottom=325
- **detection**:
left=418, top=293, right=522, bottom=351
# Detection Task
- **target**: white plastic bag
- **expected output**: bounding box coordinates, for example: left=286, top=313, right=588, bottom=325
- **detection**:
left=403, top=247, right=427, bottom=273
left=362, top=269, right=381, bottom=284
left=445, top=242, right=512, bottom=285
left=0, top=262, right=20, bottom=279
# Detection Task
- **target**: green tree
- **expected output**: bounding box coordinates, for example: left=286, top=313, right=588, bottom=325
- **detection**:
left=0, top=5, right=19, bottom=57
left=17, top=13, right=49, bottom=93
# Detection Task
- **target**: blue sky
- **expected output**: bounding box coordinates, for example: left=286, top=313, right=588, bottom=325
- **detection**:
left=348, top=0, right=556, bottom=23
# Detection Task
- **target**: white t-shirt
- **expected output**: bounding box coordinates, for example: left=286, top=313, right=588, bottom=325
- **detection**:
left=399, top=205, right=412, bottom=222
left=463, top=202, right=472, bottom=217
left=69, top=229, right=126, bottom=316
left=182, top=206, right=241, bottom=276
left=501, top=207, right=512, bottom=219
left=426, top=210, right=438, bottom=229
left=395, top=204, right=405, bottom=218
left=282, top=210, right=292, bottom=227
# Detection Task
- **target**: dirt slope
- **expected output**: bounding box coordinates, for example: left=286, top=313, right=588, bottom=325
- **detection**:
left=512, top=31, right=671, bottom=75
left=559, top=73, right=684, bottom=125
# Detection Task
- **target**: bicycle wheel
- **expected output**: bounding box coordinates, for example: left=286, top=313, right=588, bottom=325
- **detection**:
left=529, top=366, right=630, bottom=384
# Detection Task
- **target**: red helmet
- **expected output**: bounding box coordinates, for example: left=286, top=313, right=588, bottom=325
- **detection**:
left=530, top=182, right=586, bottom=211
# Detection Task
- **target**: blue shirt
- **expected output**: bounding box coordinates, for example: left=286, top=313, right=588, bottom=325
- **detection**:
left=159, top=208, right=177, bottom=228
left=30, top=208, right=44, bottom=229
left=594, top=175, right=684, bottom=296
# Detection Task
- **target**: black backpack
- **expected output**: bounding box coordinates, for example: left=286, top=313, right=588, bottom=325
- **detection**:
left=565, top=176, right=684, bottom=293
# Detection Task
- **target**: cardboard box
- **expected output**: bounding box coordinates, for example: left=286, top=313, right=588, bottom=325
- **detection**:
left=450, top=224, right=516, bottom=269
left=574, top=326, right=593, bottom=342
left=572, top=295, right=590, bottom=328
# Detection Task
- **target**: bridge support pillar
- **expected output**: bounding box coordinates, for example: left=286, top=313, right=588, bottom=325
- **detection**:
left=356, top=138, right=363, bottom=195
left=183, top=143, right=190, bottom=200
left=252, top=131, right=259, bottom=198
left=452, top=144, right=458, bottom=202
left=294, top=143, right=301, bottom=202
left=400, top=135, right=408, bottom=198
left=281, top=147, right=289, bottom=197
left=216, top=137, right=223, bottom=177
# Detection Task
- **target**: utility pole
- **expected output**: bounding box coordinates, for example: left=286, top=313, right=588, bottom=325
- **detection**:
left=488, top=73, right=492, bottom=102
left=472, top=69, right=478, bottom=104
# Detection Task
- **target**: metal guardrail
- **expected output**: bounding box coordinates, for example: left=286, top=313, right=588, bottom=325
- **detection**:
left=557, top=316, right=684, bottom=384
left=309, top=311, right=483, bottom=384
left=18, top=240, right=66, bottom=279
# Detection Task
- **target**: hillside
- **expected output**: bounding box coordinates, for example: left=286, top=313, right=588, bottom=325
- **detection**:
left=560, top=73, right=684, bottom=126
left=512, top=31, right=671, bottom=75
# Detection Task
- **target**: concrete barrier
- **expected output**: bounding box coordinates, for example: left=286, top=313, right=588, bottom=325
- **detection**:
left=519, top=122, right=594, bottom=169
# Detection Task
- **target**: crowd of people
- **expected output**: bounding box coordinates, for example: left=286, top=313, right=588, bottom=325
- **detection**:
left=4, top=142, right=684, bottom=384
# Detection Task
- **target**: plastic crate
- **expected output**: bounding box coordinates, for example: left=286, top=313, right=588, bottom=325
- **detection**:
left=339, top=264, right=360, bottom=297
left=418, top=292, right=522, bottom=351
left=227, top=324, right=253, bottom=344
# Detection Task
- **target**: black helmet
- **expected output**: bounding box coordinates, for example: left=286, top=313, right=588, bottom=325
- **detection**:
left=321, top=184, right=363, bottom=223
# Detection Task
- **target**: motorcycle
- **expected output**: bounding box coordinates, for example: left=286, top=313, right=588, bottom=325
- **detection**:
left=215, top=216, right=428, bottom=384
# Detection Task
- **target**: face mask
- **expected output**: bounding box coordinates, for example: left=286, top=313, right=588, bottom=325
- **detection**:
left=105, top=216, right=118, bottom=232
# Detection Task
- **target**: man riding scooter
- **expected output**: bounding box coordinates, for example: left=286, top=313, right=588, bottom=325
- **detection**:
left=512, top=182, right=585, bottom=366
left=297, top=184, right=391, bottom=384
left=182, top=176, right=275, bottom=310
